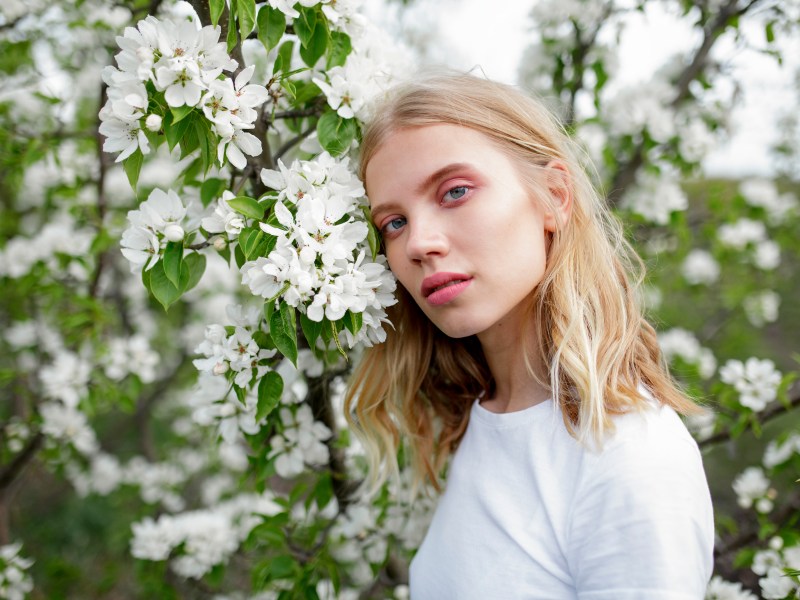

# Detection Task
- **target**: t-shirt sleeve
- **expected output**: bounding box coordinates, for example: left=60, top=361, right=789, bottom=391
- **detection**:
left=567, top=413, right=715, bottom=600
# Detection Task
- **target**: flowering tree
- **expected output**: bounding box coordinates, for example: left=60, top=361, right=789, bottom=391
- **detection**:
left=0, top=0, right=798, bottom=598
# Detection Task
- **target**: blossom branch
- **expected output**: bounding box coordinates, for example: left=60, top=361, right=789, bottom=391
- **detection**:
left=275, top=126, right=316, bottom=162
left=0, top=432, right=44, bottom=495
left=699, top=388, right=800, bottom=449
left=606, top=0, right=767, bottom=207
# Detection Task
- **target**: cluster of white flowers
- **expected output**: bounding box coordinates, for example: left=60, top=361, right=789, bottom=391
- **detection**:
left=743, top=290, right=781, bottom=328
left=0, top=215, right=94, bottom=280
left=131, top=492, right=281, bottom=578
left=705, top=575, right=758, bottom=600
left=717, top=218, right=781, bottom=270
left=201, top=191, right=246, bottom=239
left=681, top=249, right=720, bottom=285
left=125, top=454, right=206, bottom=512
left=100, top=16, right=268, bottom=168
left=269, top=404, right=332, bottom=478
left=312, top=19, right=412, bottom=122
left=0, top=543, right=34, bottom=600
left=529, top=0, right=609, bottom=41
left=763, top=433, right=800, bottom=471
left=719, top=358, right=782, bottom=412
left=740, top=179, right=799, bottom=225
left=752, top=543, right=800, bottom=599
left=677, top=117, right=715, bottom=163
left=658, top=328, right=717, bottom=379
left=732, top=467, right=776, bottom=513
left=241, top=152, right=397, bottom=347
left=120, top=188, right=193, bottom=271
left=67, top=452, right=124, bottom=497
left=103, top=334, right=160, bottom=383
left=330, top=502, right=387, bottom=585
left=622, top=170, right=688, bottom=225
left=188, top=372, right=261, bottom=442
left=193, top=324, right=277, bottom=388
left=604, top=80, right=676, bottom=143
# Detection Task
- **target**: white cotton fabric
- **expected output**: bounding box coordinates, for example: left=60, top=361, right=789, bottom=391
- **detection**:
left=409, top=397, right=714, bottom=599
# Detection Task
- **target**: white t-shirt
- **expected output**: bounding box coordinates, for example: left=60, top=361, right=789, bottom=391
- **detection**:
left=409, top=397, right=714, bottom=599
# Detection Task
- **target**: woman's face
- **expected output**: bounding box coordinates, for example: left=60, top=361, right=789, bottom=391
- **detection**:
left=365, top=124, right=558, bottom=341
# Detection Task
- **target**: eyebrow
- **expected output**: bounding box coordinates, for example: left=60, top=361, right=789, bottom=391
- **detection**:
left=370, top=162, right=475, bottom=224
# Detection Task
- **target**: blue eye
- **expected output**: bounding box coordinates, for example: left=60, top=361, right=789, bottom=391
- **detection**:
left=443, top=186, right=468, bottom=202
left=383, top=216, right=407, bottom=234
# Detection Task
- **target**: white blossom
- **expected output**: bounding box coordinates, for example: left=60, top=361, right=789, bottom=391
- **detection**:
left=269, top=404, right=332, bottom=478
left=720, top=358, right=782, bottom=412
left=201, top=191, right=245, bottom=238
left=743, top=290, right=780, bottom=328
left=759, top=566, right=796, bottom=599
left=763, top=433, right=800, bottom=469
left=717, top=218, right=767, bottom=250
left=658, top=328, right=717, bottom=379
left=622, top=170, right=687, bottom=225
left=104, top=334, right=160, bottom=383
left=705, top=576, right=758, bottom=600
left=753, top=240, right=780, bottom=270
left=40, top=402, right=98, bottom=455
left=681, top=249, right=720, bottom=285
left=732, top=467, right=772, bottom=510
left=741, top=179, right=799, bottom=225
left=0, top=542, right=34, bottom=600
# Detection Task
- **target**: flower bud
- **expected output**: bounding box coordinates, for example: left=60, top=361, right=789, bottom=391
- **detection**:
left=213, top=362, right=229, bottom=375
left=212, top=236, right=227, bottom=251
left=145, top=114, right=162, bottom=132
left=164, top=224, right=185, bottom=242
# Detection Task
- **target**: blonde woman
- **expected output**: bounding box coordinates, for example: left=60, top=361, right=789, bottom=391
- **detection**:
left=345, top=73, right=714, bottom=598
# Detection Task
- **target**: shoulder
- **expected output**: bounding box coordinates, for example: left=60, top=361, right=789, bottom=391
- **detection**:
left=567, top=397, right=715, bottom=596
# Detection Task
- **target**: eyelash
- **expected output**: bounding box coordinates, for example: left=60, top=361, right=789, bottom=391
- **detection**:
left=378, top=184, right=473, bottom=237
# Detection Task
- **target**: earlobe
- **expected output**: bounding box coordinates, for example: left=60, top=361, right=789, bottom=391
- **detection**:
left=543, top=160, right=573, bottom=232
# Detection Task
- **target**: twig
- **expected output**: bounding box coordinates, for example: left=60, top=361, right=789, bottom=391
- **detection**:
left=699, top=389, right=800, bottom=448
left=0, top=433, right=44, bottom=493
left=275, top=126, right=316, bottom=162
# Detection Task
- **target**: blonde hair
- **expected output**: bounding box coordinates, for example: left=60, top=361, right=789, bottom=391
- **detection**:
left=344, top=72, right=699, bottom=494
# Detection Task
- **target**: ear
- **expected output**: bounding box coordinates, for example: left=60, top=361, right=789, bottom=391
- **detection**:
left=542, top=160, right=573, bottom=233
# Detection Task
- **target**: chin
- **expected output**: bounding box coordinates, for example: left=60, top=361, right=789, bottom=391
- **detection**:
left=427, top=316, right=490, bottom=339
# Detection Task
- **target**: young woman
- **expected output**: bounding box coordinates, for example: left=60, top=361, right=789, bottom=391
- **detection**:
left=344, top=73, right=714, bottom=598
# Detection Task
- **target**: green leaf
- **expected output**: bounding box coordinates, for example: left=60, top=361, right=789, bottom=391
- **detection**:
left=294, top=6, right=317, bottom=47
left=342, top=310, right=362, bottom=335
left=200, top=178, right=227, bottom=207
left=238, top=0, right=257, bottom=39
left=299, top=312, right=323, bottom=348
left=209, top=0, right=225, bottom=27
left=183, top=253, right=206, bottom=293
left=299, top=20, right=328, bottom=67
left=365, top=216, right=380, bottom=260
left=165, top=112, right=193, bottom=151
left=274, top=40, right=294, bottom=75
left=227, top=1, right=239, bottom=53
left=313, top=472, right=334, bottom=509
left=163, top=241, right=184, bottom=287
left=242, top=229, right=265, bottom=259
left=270, top=303, right=298, bottom=366
left=257, top=371, right=284, bottom=422
left=316, top=111, right=357, bottom=156
left=765, top=21, right=775, bottom=43
left=195, top=118, right=216, bottom=174
left=327, top=31, right=351, bottom=69
left=123, top=149, right=143, bottom=190
left=257, top=5, right=285, bottom=52
left=228, top=195, right=265, bottom=220
left=149, top=260, right=188, bottom=310
left=170, top=103, right=194, bottom=124
left=179, top=116, right=200, bottom=158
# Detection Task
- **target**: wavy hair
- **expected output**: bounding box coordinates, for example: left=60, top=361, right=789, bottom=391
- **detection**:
left=344, top=72, right=699, bottom=494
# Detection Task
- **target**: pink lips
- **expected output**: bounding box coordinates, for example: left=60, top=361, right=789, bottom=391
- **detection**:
left=421, top=272, right=473, bottom=306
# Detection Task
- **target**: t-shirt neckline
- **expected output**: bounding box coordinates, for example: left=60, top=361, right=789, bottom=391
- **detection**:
left=471, top=397, right=553, bottom=428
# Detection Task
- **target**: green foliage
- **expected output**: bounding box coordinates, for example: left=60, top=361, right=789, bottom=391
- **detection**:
left=316, top=111, right=357, bottom=156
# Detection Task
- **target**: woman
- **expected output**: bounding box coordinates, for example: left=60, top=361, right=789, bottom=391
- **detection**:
left=344, top=73, right=714, bottom=598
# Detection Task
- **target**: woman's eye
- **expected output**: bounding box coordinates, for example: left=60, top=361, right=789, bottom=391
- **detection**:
left=443, top=186, right=468, bottom=202
left=382, top=216, right=407, bottom=234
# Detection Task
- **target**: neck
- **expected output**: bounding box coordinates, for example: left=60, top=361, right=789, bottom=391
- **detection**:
left=477, top=312, right=549, bottom=414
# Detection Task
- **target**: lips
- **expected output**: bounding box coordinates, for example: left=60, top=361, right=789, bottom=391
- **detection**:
left=421, top=272, right=473, bottom=306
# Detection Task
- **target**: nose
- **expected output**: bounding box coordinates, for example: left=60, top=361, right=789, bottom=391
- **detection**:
left=405, top=218, right=449, bottom=263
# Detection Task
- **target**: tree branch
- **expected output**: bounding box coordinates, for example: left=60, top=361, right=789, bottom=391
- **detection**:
left=0, top=432, right=43, bottom=494
left=275, top=126, right=316, bottom=163
left=606, top=0, right=766, bottom=207
left=699, top=389, right=800, bottom=449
